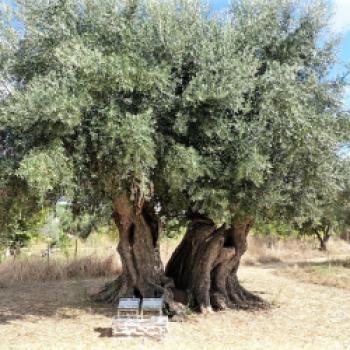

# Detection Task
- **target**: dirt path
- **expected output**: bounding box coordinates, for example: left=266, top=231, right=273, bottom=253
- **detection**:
left=0, top=266, right=349, bottom=350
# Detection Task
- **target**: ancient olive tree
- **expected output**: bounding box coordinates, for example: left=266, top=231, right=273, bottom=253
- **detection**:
left=163, top=0, right=349, bottom=311
left=0, top=0, right=176, bottom=307
left=0, top=0, right=348, bottom=312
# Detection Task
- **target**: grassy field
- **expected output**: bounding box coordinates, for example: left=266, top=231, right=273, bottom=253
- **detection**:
left=278, top=259, right=350, bottom=290
left=1, top=237, right=350, bottom=350
left=1, top=234, right=348, bottom=288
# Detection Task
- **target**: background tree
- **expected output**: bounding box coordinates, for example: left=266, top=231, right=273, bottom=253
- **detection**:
left=292, top=157, right=350, bottom=250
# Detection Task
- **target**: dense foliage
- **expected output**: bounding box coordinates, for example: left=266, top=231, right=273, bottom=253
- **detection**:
left=0, top=0, right=349, bottom=238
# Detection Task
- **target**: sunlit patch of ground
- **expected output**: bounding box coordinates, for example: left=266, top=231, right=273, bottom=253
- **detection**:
left=1, top=265, right=350, bottom=350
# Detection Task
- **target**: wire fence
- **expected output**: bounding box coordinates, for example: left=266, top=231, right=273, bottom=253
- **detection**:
left=0, top=239, right=116, bottom=263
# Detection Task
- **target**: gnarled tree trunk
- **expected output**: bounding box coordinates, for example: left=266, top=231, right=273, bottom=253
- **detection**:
left=92, top=194, right=177, bottom=311
left=166, top=214, right=266, bottom=312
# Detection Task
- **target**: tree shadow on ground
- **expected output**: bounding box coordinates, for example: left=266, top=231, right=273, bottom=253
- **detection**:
left=0, top=277, right=116, bottom=325
left=94, top=327, right=113, bottom=337
left=0, top=273, right=271, bottom=325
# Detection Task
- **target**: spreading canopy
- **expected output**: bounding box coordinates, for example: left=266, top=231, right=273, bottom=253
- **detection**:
left=0, top=0, right=349, bottom=232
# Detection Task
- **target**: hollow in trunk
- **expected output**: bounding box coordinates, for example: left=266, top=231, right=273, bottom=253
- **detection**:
left=166, top=214, right=266, bottom=312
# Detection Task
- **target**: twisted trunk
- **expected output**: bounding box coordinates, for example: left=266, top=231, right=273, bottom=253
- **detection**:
left=92, top=194, right=177, bottom=311
left=166, top=214, right=266, bottom=312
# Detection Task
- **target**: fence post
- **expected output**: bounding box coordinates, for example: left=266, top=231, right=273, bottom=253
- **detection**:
left=75, top=239, right=78, bottom=259
left=47, top=242, right=50, bottom=266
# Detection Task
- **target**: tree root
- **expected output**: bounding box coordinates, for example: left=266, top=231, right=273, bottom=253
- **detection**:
left=91, top=276, right=126, bottom=304
left=210, top=278, right=268, bottom=311
left=228, top=286, right=268, bottom=310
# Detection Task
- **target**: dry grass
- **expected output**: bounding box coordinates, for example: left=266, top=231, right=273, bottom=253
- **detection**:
left=277, top=259, right=350, bottom=291
left=1, top=235, right=349, bottom=289
left=0, top=234, right=177, bottom=289
left=0, top=233, right=121, bottom=288
left=242, top=236, right=350, bottom=266
left=0, top=254, right=120, bottom=288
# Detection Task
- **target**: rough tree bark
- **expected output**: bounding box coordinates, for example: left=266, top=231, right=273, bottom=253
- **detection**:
left=166, top=214, right=266, bottom=312
left=92, top=193, right=178, bottom=311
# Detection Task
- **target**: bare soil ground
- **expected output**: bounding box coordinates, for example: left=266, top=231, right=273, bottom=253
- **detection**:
left=1, top=264, right=350, bottom=350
